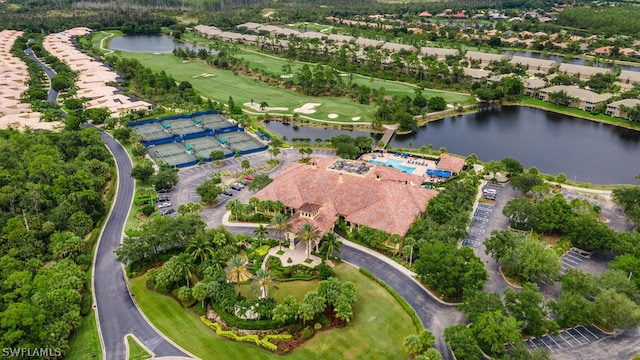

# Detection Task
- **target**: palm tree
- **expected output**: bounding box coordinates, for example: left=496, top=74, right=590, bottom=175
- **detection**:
left=296, top=222, right=320, bottom=260
left=253, top=224, right=268, bottom=246
left=174, top=253, right=197, bottom=288
left=225, top=199, right=243, bottom=221
left=186, top=233, right=214, bottom=264
left=320, top=232, right=341, bottom=260
left=251, top=268, right=279, bottom=299
left=224, top=255, right=252, bottom=297
left=403, top=334, right=422, bottom=355
left=270, top=213, right=289, bottom=250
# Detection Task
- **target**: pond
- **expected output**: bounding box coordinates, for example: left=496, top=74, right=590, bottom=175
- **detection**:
left=264, top=106, right=640, bottom=184
left=109, top=34, right=211, bottom=53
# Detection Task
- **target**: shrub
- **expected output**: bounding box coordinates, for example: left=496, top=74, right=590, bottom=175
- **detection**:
left=140, top=204, right=155, bottom=216
left=300, top=327, right=315, bottom=340
left=289, top=323, right=303, bottom=334
left=316, top=264, right=335, bottom=280
left=199, top=316, right=290, bottom=352
left=282, top=268, right=291, bottom=277
left=313, top=323, right=322, bottom=330
left=211, top=302, right=282, bottom=330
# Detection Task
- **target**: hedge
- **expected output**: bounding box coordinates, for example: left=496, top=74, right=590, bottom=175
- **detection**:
left=211, top=302, right=283, bottom=330
left=358, top=268, right=421, bottom=332
left=199, top=316, right=291, bottom=352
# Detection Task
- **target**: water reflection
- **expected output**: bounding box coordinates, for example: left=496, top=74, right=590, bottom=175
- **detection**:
left=109, top=35, right=211, bottom=53
left=264, top=107, right=640, bottom=184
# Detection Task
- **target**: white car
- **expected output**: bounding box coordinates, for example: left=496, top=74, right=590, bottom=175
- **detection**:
left=157, top=202, right=172, bottom=209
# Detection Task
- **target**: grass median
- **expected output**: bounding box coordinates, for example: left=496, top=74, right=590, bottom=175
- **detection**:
left=129, top=263, right=416, bottom=359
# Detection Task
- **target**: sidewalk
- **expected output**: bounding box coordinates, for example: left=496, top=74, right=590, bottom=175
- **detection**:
left=221, top=211, right=262, bottom=228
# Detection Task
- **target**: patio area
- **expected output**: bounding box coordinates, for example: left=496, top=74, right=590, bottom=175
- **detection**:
left=262, top=243, right=322, bottom=268
left=361, top=152, right=448, bottom=182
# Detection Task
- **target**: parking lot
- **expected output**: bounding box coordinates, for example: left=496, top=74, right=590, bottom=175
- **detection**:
left=461, top=183, right=502, bottom=249
left=523, top=325, right=609, bottom=354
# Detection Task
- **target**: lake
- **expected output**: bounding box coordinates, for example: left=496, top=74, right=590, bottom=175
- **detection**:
left=109, top=35, right=210, bottom=53
left=264, top=106, right=640, bottom=184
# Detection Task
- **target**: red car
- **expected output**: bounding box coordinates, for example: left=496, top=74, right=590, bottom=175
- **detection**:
left=244, top=175, right=253, bottom=181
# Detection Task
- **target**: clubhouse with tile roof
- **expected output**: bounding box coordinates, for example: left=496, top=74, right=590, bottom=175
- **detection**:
left=254, top=157, right=439, bottom=251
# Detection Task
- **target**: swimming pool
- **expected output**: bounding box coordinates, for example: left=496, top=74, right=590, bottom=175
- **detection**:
left=368, top=158, right=416, bottom=174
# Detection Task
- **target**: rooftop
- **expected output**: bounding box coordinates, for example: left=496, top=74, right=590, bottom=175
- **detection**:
left=254, top=158, right=438, bottom=236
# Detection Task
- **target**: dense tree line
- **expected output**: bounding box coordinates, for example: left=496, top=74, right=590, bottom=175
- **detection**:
left=0, top=128, right=112, bottom=356
left=556, top=6, right=640, bottom=38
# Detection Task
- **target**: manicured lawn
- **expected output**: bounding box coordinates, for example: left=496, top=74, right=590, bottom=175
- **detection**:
left=239, top=278, right=320, bottom=302
left=66, top=310, right=102, bottom=360
left=129, top=264, right=416, bottom=359
left=115, top=51, right=378, bottom=123
left=126, top=335, right=153, bottom=360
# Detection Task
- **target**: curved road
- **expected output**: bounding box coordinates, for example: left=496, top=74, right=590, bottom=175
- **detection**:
left=93, top=129, right=189, bottom=360
left=24, top=47, right=59, bottom=103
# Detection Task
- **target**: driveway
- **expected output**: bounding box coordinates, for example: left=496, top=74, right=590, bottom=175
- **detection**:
left=341, top=245, right=463, bottom=360
left=94, top=128, right=190, bottom=360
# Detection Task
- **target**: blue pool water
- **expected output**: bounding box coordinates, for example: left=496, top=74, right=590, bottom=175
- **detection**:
left=368, top=158, right=416, bottom=174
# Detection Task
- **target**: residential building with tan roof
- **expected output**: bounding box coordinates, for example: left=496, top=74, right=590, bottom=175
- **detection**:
left=465, top=50, right=505, bottom=66
left=254, top=158, right=438, bottom=249
left=606, top=99, right=640, bottom=119
left=381, top=42, right=417, bottom=53
left=297, top=31, right=325, bottom=40
left=420, top=47, right=459, bottom=60
left=557, top=63, right=610, bottom=81
left=523, top=77, right=547, bottom=96
left=327, top=34, right=354, bottom=43
left=539, top=85, right=612, bottom=111
left=619, top=70, right=640, bottom=86
left=355, top=37, right=385, bottom=49
left=462, top=67, right=491, bottom=82
left=509, top=56, right=557, bottom=74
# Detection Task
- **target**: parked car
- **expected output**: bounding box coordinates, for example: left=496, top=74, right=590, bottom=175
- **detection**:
left=157, top=202, right=172, bottom=209
left=157, top=188, right=172, bottom=194
left=235, top=182, right=245, bottom=188
left=160, top=208, right=175, bottom=215
left=222, top=190, right=233, bottom=196
left=231, top=184, right=242, bottom=191
left=157, top=195, right=170, bottom=202
left=244, top=175, right=253, bottom=181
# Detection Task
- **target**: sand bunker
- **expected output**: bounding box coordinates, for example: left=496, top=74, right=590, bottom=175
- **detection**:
left=244, top=102, right=289, bottom=112
left=193, top=73, right=215, bottom=78
left=327, top=113, right=338, bottom=119
left=351, top=116, right=361, bottom=121
left=280, top=74, right=293, bottom=79
left=293, top=103, right=321, bottom=114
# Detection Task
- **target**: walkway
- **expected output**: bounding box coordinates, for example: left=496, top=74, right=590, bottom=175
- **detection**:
left=93, top=128, right=192, bottom=360
left=378, top=124, right=398, bottom=148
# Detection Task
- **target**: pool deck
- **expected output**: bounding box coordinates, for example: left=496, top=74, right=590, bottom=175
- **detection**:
left=361, top=152, right=444, bottom=181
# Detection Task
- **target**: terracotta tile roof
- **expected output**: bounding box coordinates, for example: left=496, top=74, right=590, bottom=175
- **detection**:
left=254, top=158, right=438, bottom=236
left=437, top=153, right=465, bottom=173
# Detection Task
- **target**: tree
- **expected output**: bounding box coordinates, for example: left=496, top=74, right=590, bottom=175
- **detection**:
left=225, top=199, right=243, bottom=221
left=415, top=242, right=488, bottom=297
left=210, top=149, right=225, bottom=161
left=503, top=196, right=535, bottom=230
left=130, top=160, right=154, bottom=183
left=510, top=172, right=544, bottom=194
left=178, top=202, right=202, bottom=215
left=150, top=169, right=179, bottom=191
left=593, top=288, right=640, bottom=330
left=113, top=127, right=132, bottom=144
left=612, top=187, right=640, bottom=226
left=403, top=334, right=422, bottom=355
left=459, top=290, right=506, bottom=323
left=444, top=325, right=483, bottom=360
left=268, top=146, right=281, bottom=161
left=224, top=255, right=252, bottom=297
left=501, top=157, right=524, bottom=175
left=132, top=144, right=147, bottom=158
left=241, top=159, right=250, bottom=170
left=272, top=295, right=300, bottom=323
left=505, top=283, right=553, bottom=337
left=251, top=268, right=279, bottom=299
left=566, top=215, right=616, bottom=251
left=320, top=232, right=341, bottom=260
left=172, top=253, right=196, bottom=288
left=270, top=212, right=289, bottom=251
left=253, top=224, right=268, bottom=246
left=299, top=289, right=325, bottom=325
left=196, top=178, right=223, bottom=204
left=428, top=96, right=447, bottom=111
left=186, top=234, right=214, bottom=264
left=247, top=174, right=273, bottom=191
left=296, top=222, right=320, bottom=260
left=471, top=310, right=521, bottom=356
left=532, top=195, right=573, bottom=233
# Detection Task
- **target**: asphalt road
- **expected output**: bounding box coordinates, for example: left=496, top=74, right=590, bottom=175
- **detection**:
left=94, top=129, right=189, bottom=360
left=340, top=245, right=464, bottom=360
left=24, top=47, right=59, bottom=103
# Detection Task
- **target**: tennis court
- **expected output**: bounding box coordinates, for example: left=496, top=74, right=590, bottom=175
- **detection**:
left=131, top=122, right=171, bottom=142
left=219, top=131, right=265, bottom=152
left=149, top=142, right=197, bottom=168
left=162, top=118, right=202, bottom=137
left=185, top=136, right=233, bottom=159
left=197, top=113, right=235, bottom=131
